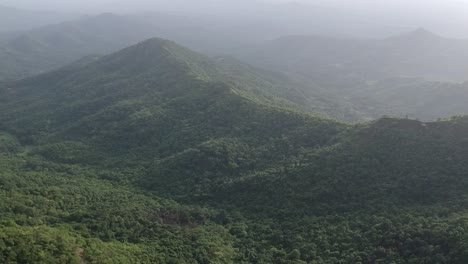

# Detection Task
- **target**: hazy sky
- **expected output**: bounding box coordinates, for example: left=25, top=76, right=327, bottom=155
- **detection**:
left=2, top=0, right=468, bottom=12
left=2, top=0, right=468, bottom=37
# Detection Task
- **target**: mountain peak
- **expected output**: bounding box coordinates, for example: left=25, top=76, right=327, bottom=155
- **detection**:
left=412, top=27, right=439, bottom=37
left=395, top=28, right=442, bottom=41
left=104, top=37, right=218, bottom=80
left=92, top=37, right=192, bottom=76
left=136, top=37, right=177, bottom=49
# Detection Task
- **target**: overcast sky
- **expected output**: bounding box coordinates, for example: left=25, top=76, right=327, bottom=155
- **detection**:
left=2, top=0, right=468, bottom=37
left=2, top=0, right=468, bottom=12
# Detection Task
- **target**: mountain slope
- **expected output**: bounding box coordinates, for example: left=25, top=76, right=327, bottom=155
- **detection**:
left=206, top=117, right=468, bottom=263
left=218, top=117, right=468, bottom=210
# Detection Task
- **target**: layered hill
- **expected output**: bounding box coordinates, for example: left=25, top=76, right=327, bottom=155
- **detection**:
left=0, top=13, right=372, bottom=121
left=2, top=38, right=468, bottom=263
left=0, top=13, right=157, bottom=81
left=0, top=9, right=414, bottom=82
left=4, top=14, right=468, bottom=122
left=0, top=5, right=74, bottom=32
left=235, top=29, right=468, bottom=83
left=233, top=29, right=468, bottom=121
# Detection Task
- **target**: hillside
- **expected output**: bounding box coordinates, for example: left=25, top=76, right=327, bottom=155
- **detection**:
left=2, top=38, right=468, bottom=263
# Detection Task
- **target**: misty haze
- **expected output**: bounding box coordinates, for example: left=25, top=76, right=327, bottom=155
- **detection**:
left=1, top=0, right=468, bottom=263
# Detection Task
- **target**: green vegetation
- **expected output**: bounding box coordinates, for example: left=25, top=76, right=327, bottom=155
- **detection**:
left=0, top=151, right=237, bottom=263
left=1, top=38, right=468, bottom=263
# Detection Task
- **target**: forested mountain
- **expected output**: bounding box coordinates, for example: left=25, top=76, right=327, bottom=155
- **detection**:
left=0, top=28, right=374, bottom=122
left=2, top=38, right=468, bottom=263
left=0, top=38, right=342, bottom=158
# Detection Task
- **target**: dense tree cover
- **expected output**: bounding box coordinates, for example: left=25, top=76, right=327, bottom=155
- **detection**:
left=1, top=38, right=468, bottom=263
left=0, top=150, right=238, bottom=263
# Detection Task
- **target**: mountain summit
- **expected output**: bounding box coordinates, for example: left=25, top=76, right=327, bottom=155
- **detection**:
left=411, top=27, right=441, bottom=38
left=92, top=38, right=218, bottom=78
left=389, top=27, right=443, bottom=42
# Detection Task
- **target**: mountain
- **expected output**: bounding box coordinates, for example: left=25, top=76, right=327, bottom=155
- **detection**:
left=2, top=38, right=468, bottom=263
left=0, top=38, right=342, bottom=162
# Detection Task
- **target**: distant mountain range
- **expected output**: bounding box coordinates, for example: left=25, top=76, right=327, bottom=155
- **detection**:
left=234, top=28, right=468, bottom=82
left=233, top=28, right=468, bottom=120
left=0, top=12, right=282, bottom=81
left=0, top=5, right=75, bottom=32
left=0, top=13, right=389, bottom=121
left=1, top=12, right=468, bottom=122
left=0, top=13, right=157, bottom=81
